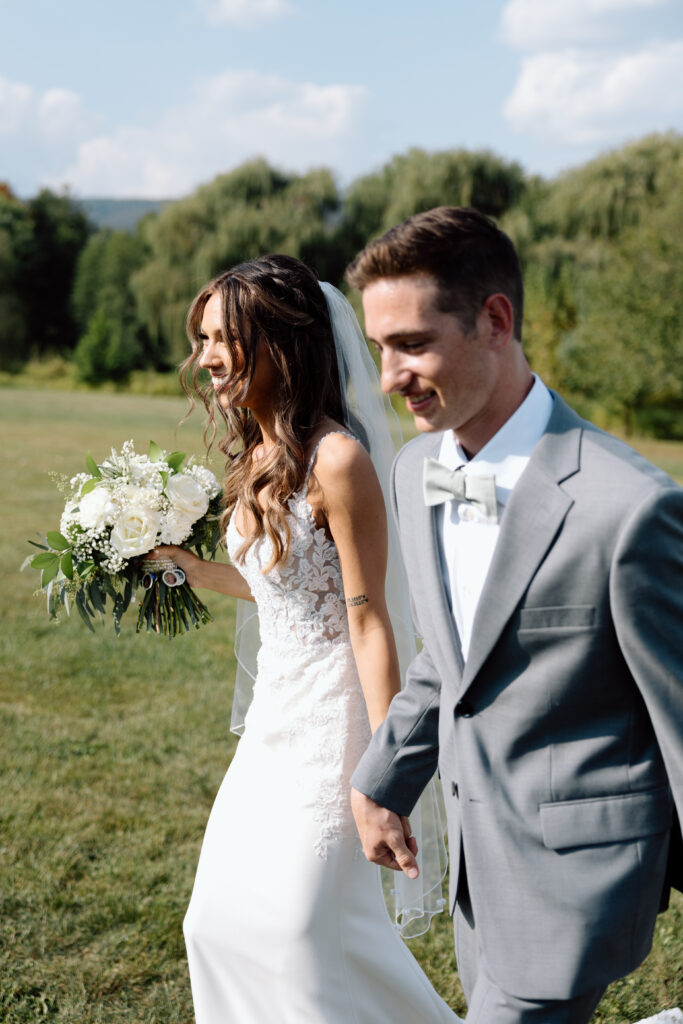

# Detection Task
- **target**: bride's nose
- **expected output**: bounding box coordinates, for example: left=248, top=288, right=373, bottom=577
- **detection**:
left=199, top=338, right=226, bottom=370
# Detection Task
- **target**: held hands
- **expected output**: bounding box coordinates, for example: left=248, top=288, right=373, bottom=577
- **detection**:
left=350, top=788, right=419, bottom=879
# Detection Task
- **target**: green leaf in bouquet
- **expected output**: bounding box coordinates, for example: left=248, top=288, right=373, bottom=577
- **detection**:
left=47, top=531, right=71, bottom=551
left=101, top=576, right=118, bottom=601
left=28, top=538, right=49, bottom=551
left=41, top=559, right=60, bottom=587
left=160, top=470, right=169, bottom=489
left=77, top=559, right=96, bottom=580
left=87, top=579, right=106, bottom=614
left=113, top=593, right=125, bottom=636
left=60, top=550, right=74, bottom=580
left=148, top=440, right=164, bottom=462
left=80, top=478, right=99, bottom=496
left=121, top=575, right=133, bottom=614
left=31, top=552, right=60, bottom=571
left=165, top=450, right=186, bottom=473
left=85, top=453, right=102, bottom=479
left=75, top=590, right=96, bottom=633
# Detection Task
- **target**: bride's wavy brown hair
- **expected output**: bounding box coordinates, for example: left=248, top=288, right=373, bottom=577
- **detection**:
left=180, top=254, right=346, bottom=571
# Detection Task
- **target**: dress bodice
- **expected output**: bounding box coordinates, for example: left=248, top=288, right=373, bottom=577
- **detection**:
left=225, top=433, right=371, bottom=856
left=226, top=489, right=350, bottom=661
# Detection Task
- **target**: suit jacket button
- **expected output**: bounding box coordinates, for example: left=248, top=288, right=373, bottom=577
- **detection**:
left=455, top=699, right=474, bottom=718
left=451, top=782, right=459, bottom=797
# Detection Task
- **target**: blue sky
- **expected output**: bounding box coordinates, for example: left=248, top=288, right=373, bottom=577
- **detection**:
left=1, top=0, right=682, bottom=198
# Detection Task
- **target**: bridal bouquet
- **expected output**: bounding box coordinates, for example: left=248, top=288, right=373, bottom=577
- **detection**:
left=25, top=440, right=223, bottom=637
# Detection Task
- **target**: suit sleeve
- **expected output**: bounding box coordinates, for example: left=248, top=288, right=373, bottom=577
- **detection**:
left=610, top=483, right=683, bottom=826
left=351, top=448, right=442, bottom=816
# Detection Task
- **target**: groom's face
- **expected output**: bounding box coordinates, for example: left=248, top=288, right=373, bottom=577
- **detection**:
left=362, top=273, right=497, bottom=440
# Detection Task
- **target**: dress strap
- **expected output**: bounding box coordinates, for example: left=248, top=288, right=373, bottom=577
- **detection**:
left=304, top=430, right=357, bottom=485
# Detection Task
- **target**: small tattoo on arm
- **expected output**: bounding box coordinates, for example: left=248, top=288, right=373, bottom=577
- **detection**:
left=346, top=594, right=369, bottom=607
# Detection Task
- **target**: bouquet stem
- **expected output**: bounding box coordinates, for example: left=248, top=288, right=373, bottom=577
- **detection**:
left=136, top=559, right=213, bottom=637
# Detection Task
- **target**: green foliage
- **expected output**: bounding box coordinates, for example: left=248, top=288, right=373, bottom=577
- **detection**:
left=0, top=187, right=92, bottom=368
left=132, top=160, right=344, bottom=363
left=74, top=309, right=141, bottom=384
left=557, top=188, right=683, bottom=431
left=343, top=147, right=528, bottom=251
left=528, top=132, right=683, bottom=242
left=72, top=228, right=161, bottom=369
left=0, top=189, right=33, bottom=369
left=18, top=190, right=92, bottom=353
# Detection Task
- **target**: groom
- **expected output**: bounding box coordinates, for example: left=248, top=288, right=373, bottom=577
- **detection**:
left=346, top=207, right=683, bottom=1023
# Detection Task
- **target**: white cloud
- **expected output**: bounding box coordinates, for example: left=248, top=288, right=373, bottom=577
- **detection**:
left=199, top=0, right=296, bottom=25
left=52, top=70, right=367, bottom=197
left=500, top=0, right=667, bottom=49
left=0, top=76, right=97, bottom=192
left=503, top=40, right=683, bottom=143
left=0, top=77, right=34, bottom=135
left=0, top=77, right=92, bottom=143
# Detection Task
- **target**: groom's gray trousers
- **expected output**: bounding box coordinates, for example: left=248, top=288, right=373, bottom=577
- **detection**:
left=454, top=864, right=605, bottom=1024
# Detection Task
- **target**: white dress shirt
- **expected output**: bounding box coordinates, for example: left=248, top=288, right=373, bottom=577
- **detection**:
left=437, top=375, right=553, bottom=659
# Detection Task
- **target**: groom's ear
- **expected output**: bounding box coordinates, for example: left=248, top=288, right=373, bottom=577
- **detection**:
left=480, top=293, right=515, bottom=350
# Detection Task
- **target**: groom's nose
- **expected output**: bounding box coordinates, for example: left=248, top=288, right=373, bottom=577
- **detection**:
left=379, top=349, right=410, bottom=394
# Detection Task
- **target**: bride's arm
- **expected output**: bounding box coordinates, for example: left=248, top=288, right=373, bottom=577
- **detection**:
left=147, top=545, right=254, bottom=601
left=313, top=434, right=400, bottom=733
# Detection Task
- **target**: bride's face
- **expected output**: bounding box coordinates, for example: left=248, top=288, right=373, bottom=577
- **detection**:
left=198, top=292, right=279, bottom=415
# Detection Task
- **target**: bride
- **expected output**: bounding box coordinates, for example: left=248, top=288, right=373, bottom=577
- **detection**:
left=152, top=254, right=460, bottom=1023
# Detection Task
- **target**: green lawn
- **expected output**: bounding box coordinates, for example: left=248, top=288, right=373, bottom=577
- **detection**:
left=1, top=387, right=681, bottom=1022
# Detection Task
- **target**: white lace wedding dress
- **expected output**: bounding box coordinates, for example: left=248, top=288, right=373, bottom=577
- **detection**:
left=183, top=434, right=459, bottom=1023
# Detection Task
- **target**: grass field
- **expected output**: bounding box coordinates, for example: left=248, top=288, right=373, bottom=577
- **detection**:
left=1, top=387, right=681, bottom=1023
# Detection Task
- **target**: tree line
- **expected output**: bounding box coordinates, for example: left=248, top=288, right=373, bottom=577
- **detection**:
left=1, top=132, right=682, bottom=436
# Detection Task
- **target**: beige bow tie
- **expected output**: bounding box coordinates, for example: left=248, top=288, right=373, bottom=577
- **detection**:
left=423, top=457, right=498, bottom=523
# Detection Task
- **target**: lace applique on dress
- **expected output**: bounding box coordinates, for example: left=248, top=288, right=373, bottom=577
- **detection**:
left=226, top=432, right=372, bottom=857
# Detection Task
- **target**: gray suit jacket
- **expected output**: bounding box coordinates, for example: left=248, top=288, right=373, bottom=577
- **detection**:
left=352, top=393, right=683, bottom=1000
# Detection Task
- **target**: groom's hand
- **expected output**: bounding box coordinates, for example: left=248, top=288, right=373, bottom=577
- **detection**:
left=351, top=788, right=419, bottom=878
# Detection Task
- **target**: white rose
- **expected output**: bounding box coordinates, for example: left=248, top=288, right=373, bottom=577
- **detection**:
left=75, top=486, right=116, bottom=532
left=166, top=474, right=209, bottom=520
left=119, top=482, right=159, bottom=508
left=159, top=510, right=195, bottom=545
left=109, top=505, right=161, bottom=558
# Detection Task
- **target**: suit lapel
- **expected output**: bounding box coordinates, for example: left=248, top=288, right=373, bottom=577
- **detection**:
left=461, top=395, right=583, bottom=691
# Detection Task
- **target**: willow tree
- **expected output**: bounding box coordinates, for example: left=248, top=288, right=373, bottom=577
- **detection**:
left=132, top=160, right=343, bottom=364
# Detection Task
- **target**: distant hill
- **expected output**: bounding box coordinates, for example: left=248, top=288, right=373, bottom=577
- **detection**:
left=77, top=198, right=169, bottom=231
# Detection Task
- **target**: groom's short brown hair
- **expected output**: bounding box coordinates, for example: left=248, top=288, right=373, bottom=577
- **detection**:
left=346, top=206, right=524, bottom=342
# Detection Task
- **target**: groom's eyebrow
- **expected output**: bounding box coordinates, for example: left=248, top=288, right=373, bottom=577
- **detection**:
left=368, top=329, right=434, bottom=346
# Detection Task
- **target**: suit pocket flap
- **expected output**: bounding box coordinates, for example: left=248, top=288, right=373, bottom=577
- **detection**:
left=540, top=787, right=672, bottom=850
left=518, top=605, right=598, bottom=630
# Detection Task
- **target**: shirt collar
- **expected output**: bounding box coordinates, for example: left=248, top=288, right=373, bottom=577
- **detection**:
left=439, top=375, right=553, bottom=506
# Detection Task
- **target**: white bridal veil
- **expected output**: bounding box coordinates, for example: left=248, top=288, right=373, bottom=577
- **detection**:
left=230, top=281, right=448, bottom=938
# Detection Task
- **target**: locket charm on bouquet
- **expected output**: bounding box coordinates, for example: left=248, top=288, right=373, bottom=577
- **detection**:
left=141, top=558, right=187, bottom=590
